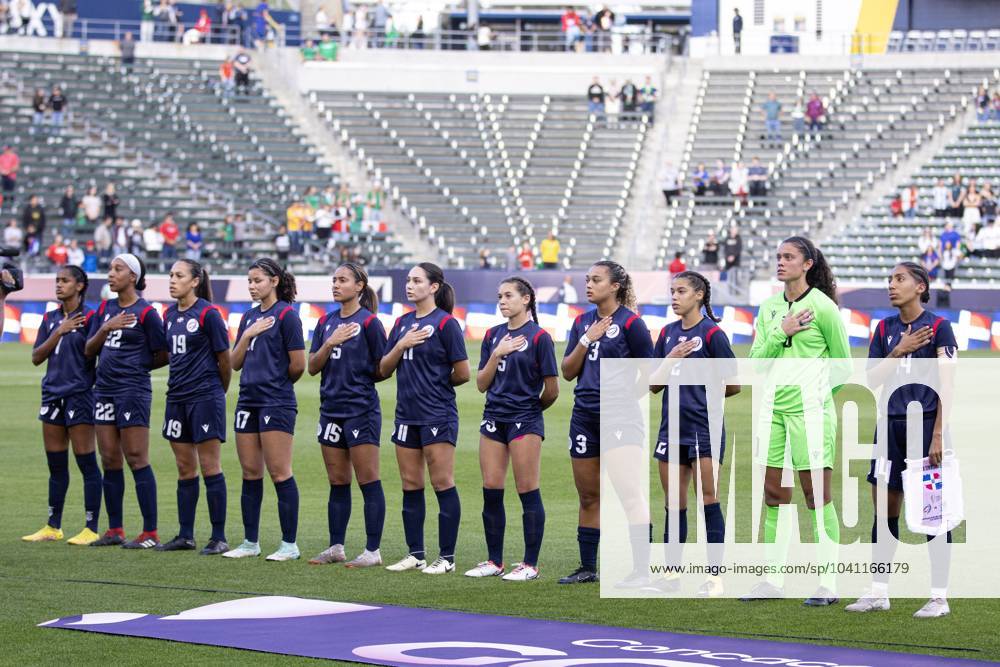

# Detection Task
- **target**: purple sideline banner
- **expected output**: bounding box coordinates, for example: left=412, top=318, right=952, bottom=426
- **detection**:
left=40, top=595, right=992, bottom=666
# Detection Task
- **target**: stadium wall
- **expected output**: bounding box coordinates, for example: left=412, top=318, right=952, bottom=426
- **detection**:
left=891, top=0, right=1000, bottom=32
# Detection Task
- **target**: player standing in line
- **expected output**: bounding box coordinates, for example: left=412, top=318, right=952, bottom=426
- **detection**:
left=559, top=261, right=654, bottom=584
left=84, top=254, right=168, bottom=549
left=648, top=271, right=739, bottom=597
left=846, top=262, right=957, bottom=618
left=466, top=277, right=559, bottom=582
left=223, top=258, right=306, bottom=562
left=23, top=266, right=103, bottom=545
left=742, top=236, right=850, bottom=605
left=307, top=263, right=388, bottom=568
left=380, top=263, right=470, bottom=575
left=156, top=259, right=231, bottom=555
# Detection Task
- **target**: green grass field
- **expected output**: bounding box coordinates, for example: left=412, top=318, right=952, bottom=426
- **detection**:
left=2, top=341, right=999, bottom=665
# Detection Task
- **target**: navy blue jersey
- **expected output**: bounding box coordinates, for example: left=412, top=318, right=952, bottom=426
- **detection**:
left=869, top=310, right=957, bottom=417
left=88, top=299, right=167, bottom=396
left=35, top=305, right=96, bottom=402
left=564, top=306, right=654, bottom=412
left=235, top=300, right=305, bottom=408
left=387, top=308, right=468, bottom=425
left=654, top=317, right=736, bottom=441
left=164, top=298, right=230, bottom=403
left=310, top=307, right=387, bottom=418
left=479, top=320, right=559, bottom=421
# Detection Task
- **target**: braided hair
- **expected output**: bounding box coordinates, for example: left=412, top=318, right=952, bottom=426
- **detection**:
left=592, top=260, right=638, bottom=313
left=249, top=257, right=297, bottom=303
left=175, top=258, right=213, bottom=302
left=501, top=276, right=539, bottom=323
left=61, top=265, right=89, bottom=303
left=338, top=262, right=379, bottom=313
left=673, top=270, right=720, bottom=322
left=782, top=236, right=838, bottom=305
left=897, top=261, right=931, bottom=304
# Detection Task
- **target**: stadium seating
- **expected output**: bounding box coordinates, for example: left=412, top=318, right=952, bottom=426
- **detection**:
left=888, top=29, right=1000, bottom=53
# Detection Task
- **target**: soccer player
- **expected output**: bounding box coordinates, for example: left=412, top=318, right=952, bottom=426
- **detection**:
left=650, top=271, right=739, bottom=596
left=742, top=236, right=850, bottom=604
left=223, top=258, right=305, bottom=561
left=846, top=262, right=957, bottom=618
left=466, top=277, right=559, bottom=582
left=156, top=259, right=231, bottom=555
left=559, top=261, right=654, bottom=584
left=23, top=266, right=103, bottom=545
left=84, top=254, right=168, bottom=549
left=307, top=263, right=388, bottom=568
left=380, top=263, right=470, bottom=575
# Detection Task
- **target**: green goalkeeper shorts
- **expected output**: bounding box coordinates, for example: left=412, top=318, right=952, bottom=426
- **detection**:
left=758, top=401, right=837, bottom=470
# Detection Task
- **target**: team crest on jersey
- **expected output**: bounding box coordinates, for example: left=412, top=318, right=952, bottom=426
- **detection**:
left=606, top=324, right=621, bottom=339
left=678, top=335, right=703, bottom=352
left=349, top=323, right=362, bottom=338
left=419, top=325, right=435, bottom=337
left=516, top=337, right=529, bottom=352
left=186, top=319, right=199, bottom=333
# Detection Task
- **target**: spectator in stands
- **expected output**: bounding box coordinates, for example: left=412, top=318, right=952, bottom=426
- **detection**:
left=128, top=219, right=145, bottom=256
left=219, top=58, right=235, bottom=98
left=976, top=86, right=990, bottom=122
left=94, top=218, right=112, bottom=264
left=729, top=160, right=748, bottom=202
left=732, top=8, right=742, bottom=54
left=59, top=0, right=76, bottom=38
left=318, top=33, right=338, bottom=60
left=112, top=217, right=128, bottom=255
left=143, top=223, right=163, bottom=264
left=233, top=49, right=252, bottom=95
left=48, top=85, right=66, bottom=135
left=505, top=245, right=517, bottom=271
left=941, top=240, right=960, bottom=284
left=4, top=219, right=23, bottom=249
left=620, top=79, right=639, bottom=123
left=540, top=231, right=560, bottom=269
left=66, top=238, right=84, bottom=266
left=301, top=38, right=319, bottom=61
left=46, top=233, right=69, bottom=267
left=691, top=163, right=708, bottom=196
left=81, top=240, right=97, bottom=271
left=274, top=224, right=290, bottom=262
left=185, top=222, right=203, bottom=260
left=478, top=248, right=492, bottom=269
left=963, top=182, right=982, bottom=236
left=748, top=156, right=767, bottom=197
left=314, top=203, right=334, bottom=248
left=790, top=102, right=806, bottom=137
left=21, top=194, right=45, bottom=240
left=586, top=77, right=605, bottom=119
left=658, top=160, right=681, bottom=205
left=182, top=7, right=211, bottom=44
left=580, top=9, right=595, bottom=52
left=314, top=5, right=330, bottom=36
left=702, top=229, right=719, bottom=267
left=992, top=92, right=1000, bottom=121
left=932, top=178, right=949, bottom=217
left=805, top=93, right=825, bottom=134
left=81, top=186, right=101, bottom=223
left=948, top=173, right=964, bottom=218
left=24, top=224, right=40, bottom=257
left=349, top=5, right=367, bottom=50
left=253, top=0, right=281, bottom=46
left=0, top=145, right=20, bottom=210
left=889, top=194, right=904, bottom=218
left=723, top=226, right=742, bottom=276
left=981, top=182, right=997, bottom=224
left=159, top=212, right=179, bottom=259
left=917, top=226, right=935, bottom=255
left=30, top=88, right=47, bottom=135
left=921, top=244, right=940, bottom=281
left=233, top=213, right=247, bottom=250
left=303, top=185, right=321, bottom=212
left=561, top=6, right=582, bottom=51
left=285, top=198, right=308, bottom=254
left=559, top=275, right=578, bottom=303
left=372, top=0, right=391, bottom=47
left=761, top=92, right=782, bottom=147
left=901, top=184, right=918, bottom=218
left=668, top=251, right=686, bottom=275
left=940, top=220, right=961, bottom=252
left=518, top=242, right=534, bottom=270
left=593, top=5, right=614, bottom=52
left=709, top=159, right=730, bottom=196
left=118, top=31, right=136, bottom=70
left=59, top=185, right=76, bottom=232
left=640, top=75, right=657, bottom=122
left=366, top=183, right=384, bottom=223
left=153, top=0, right=179, bottom=42
left=101, top=183, right=119, bottom=221
left=973, top=221, right=999, bottom=258
left=605, top=79, right=621, bottom=127
left=140, top=0, right=155, bottom=42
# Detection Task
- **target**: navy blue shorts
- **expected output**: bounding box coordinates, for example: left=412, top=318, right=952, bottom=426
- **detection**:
left=39, top=391, right=94, bottom=428
left=318, top=411, right=381, bottom=448
left=94, top=393, right=151, bottom=429
left=163, top=394, right=227, bottom=444
left=867, top=415, right=942, bottom=492
left=654, top=427, right=726, bottom=465
left=392, top=420, right=458, bottom=448
left=234, top=405, right=297, bottom=435
left=479, top=416, right=545, bottom=444
left=569, top=406, right=644, bottom=459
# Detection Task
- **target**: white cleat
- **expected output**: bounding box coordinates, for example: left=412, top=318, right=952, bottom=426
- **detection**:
left=502, top=563, right=539, bottom=582
left=308, top=544, right=346, bottom=565
left=913, top=598, right=950, bottom=618
left=696, top=575, right=724, bottom=598
left=422, top=556, right=456, bottom=575
left=464, top=560, right=504, bottom=578
left=345, top=549, right=382, bottom=568
left=265, top=541, right=301, bottom=562
left=222, top=540, right=261, bottom=559
left=845, top=593, right=891, bottom=613
left=385, top=554, right=427, bottom=572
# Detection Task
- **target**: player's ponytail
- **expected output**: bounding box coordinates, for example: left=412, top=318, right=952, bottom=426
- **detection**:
left=503, top=276, right=539, bottom=323
left=419, top=262, right=455, bottom=314
left=177, top=258, right=213, bottom=302
left=134, top=255, right=148, bottom=292
left=674, top=270, right=721, bottom=322
left=784, top=236, right=838, bottom=305
left=62, top=265, right=89, bottom=301
left=250, top=257, right=297, bottom=303
left=339, top=262, right=379, bottom=313
left=593, top=260, right=637, bottom=313
left=898, top=261, right=931, bottom=303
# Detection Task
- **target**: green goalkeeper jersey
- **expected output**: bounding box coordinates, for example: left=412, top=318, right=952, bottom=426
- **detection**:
left=750, top=286, right=851, bottom=413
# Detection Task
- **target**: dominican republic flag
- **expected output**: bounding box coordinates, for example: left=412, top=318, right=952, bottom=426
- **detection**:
left=923, top=471, right=943, bottom=491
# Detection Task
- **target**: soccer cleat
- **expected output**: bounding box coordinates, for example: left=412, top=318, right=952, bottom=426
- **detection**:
left=558, top=567, right=599, bottom=585
left=502, top=563, right=539, bottom=582
left=222, top=540, right=261, bottom=559
left=199, top=539, right=230, bottom=556
left=803, top=587, right=840, bottom=607
left=154, top=535, right=196, bottom=552
left=739, top=581, right=784, bottom=601
left=89, top=528, right=126, bottom=547
left=344, top=549, right=382, bottom=568
left=265, top=541, right=301, bottom=562
left=464, top=561, right=504, bottom=578
left=696, top=575, right=725, bottom=598
left=21, top=525, right=64, bottom=542
left=641, top=575, right=681, bottom=595
left=422, top=556, right=456, bottom=575
left=308, top=544, right=346, bottom=565
left=122, top=531, right=160, bottom=549
left=913, top=598, right=950, bottom=618
left=845, top=593, right=891, bottom=613
left=614, top=570, right=651, bottom=589
left=385, top=554, right=427, bottom=572
left=66, top=527, right=100, bottom=546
